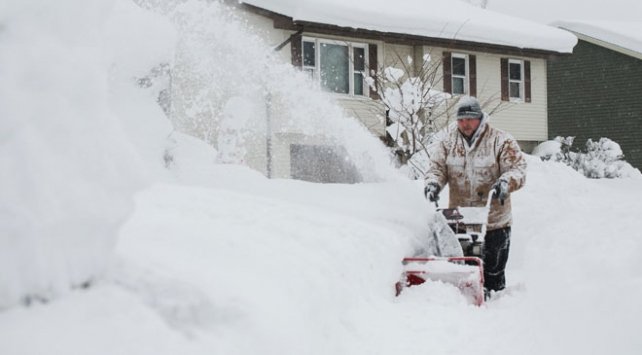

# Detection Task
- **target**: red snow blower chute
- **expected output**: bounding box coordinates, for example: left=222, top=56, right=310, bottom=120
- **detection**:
left=395, top=191, right=496, bottom=306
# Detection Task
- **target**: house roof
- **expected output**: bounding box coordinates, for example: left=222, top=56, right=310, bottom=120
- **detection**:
left=553, top=21, right=642, bottom=60
left=239, top=0, right=577, bottom=54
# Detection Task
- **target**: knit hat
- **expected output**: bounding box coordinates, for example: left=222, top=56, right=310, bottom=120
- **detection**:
left=456, top=96, right=483, bottom=120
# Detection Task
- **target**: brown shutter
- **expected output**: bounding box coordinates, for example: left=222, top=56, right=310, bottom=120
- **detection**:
left=442, top=51, right=452, bottom=94
left=524, top=60, right=532, bottom=103
left=500, top=58, right=509, bottom=101
left=291, top=33, right=302, bottom=68
left=369, top=44, right=379, bottom=100
left=468, top=54, right=477, bottom=97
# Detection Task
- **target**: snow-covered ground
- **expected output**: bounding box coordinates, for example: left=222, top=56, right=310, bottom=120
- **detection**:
left=2, top=155, right=642, bottom=355
left=2, top=0, right=642, bottom=354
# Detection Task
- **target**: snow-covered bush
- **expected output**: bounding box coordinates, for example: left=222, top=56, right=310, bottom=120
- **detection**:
left=575, top=138, right=640, bottom=178
left=532, top=136, right=641, bottom=179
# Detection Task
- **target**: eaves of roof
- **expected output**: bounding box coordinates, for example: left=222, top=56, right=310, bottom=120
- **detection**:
left=560, top=29, right=642, bottom=61
left=241, top=3, right=571, bottom=60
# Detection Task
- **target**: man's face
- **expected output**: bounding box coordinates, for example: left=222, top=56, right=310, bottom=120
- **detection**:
left=457, top=117, right=481, bottom=137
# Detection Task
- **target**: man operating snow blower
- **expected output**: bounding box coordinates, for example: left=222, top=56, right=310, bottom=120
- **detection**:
left=424, top=96, right=527, bottom=298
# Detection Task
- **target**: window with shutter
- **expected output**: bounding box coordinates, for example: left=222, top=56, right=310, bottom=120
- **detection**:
left=509, top=59, right=523, bottom=100
left=443, top=52, right=476, bottom=96
left=501, top=58, right=531, bottom=103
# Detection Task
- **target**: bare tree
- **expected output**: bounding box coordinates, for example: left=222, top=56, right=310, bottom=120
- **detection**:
left=368, top=51, right=456, bottom=177
left=368, top=49, right=506, bottom=178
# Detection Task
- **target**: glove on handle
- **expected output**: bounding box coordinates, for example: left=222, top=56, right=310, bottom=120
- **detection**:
left=491, top=179, right=509, bottom=205
left=424, top=183, right=441, bottom=207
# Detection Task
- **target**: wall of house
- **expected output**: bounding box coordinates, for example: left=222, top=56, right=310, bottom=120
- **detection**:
left=376, top=44, right=550, bottom=150
left=382, top=43, right=415, bottom=69
left=429, top=48, right=549, bottom=147
left=478, top=53, right=548, bottom=143
left=547, top=39, right=642, bottom=170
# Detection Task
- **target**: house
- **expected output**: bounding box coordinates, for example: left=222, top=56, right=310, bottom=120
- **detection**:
left=548, top=21, right=642, bottom=170
left=171, top=0, right=577, bottom=182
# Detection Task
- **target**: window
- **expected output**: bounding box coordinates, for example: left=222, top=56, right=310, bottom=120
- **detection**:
left=500, top=58, right=530, bottom=102
left=451, top=54, right=468, bottom=95
left=443, top=52, right=476, bottom=97
left=290, top=144, right=362, bottom=183
left=508, top=59, right=524, bottom=100
left=302, top=37, right=369, bottom=96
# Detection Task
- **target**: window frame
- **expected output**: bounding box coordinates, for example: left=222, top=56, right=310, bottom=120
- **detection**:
left=508, top=58, right=524, bottom=102
left=451, top=53, right=469, bottom=95
left=301, top=36, right=369, bottom=97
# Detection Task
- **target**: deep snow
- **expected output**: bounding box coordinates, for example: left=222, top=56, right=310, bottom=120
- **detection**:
left=2, top=0, right=642, bottom=354
left=2, top=156, right=642, bottom=355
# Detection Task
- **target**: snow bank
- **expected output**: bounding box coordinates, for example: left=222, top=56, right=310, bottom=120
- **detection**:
left=4, top=154, right=641, bottom=355
left=0, top=0, right=176, bottom=309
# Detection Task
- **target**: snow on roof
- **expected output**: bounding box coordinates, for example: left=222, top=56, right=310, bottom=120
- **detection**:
left=240, top=0, right=577, bottom=53
left=552, top=21, right=642, bottom=56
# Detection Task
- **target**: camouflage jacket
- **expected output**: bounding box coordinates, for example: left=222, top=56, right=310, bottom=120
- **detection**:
left=424, top=114, right=527, bottom=230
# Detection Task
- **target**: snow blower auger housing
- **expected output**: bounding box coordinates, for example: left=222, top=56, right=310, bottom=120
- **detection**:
left=395, top=192, right=495, bottom=306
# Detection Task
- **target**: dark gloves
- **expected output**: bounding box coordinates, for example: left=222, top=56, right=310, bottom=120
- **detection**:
left=491, top=179, right=509, bottom=204
left=424, top=183, right=441, bottom=203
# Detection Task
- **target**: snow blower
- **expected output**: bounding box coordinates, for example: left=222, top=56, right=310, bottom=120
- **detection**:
left=395, top=191, right=496, bottom=306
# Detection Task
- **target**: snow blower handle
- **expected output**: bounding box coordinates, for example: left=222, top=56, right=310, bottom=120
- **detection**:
left=487, top=189, right=497, bottom=207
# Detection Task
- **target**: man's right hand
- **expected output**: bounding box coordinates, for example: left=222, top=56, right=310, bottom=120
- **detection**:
left=424, top=183, right=441, bottom=202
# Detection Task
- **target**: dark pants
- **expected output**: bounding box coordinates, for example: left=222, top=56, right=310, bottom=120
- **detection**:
left=483, top=227, right=511, bottom=292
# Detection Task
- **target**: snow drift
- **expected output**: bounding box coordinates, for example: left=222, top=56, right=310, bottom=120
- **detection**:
left=0, top=0, right=176, bottom=309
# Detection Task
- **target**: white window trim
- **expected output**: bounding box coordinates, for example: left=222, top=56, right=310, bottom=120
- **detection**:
left=508, top=59, right=524, bottom=102
left=302, top=36, right=369, bottom=97
left=451, top=53, right=469, bottom=95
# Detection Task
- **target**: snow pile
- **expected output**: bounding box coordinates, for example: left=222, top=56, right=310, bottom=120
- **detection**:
left=3, top=156, right=642, bottom=355
left=0, top=0, right=176, bottom=309
left=533, top=137, right=641, bottom=179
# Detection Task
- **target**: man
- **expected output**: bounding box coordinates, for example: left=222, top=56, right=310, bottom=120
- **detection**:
left=424, top=96, right=527, bottom=296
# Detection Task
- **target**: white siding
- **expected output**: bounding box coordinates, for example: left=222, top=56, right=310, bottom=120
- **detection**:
left=334, top=96, right=385, bottom=136
left=171, top=6, right=552, bottom=179
left=383, top=43, right=415, bottom=72
left=429, top=48, right=549, bottom=142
